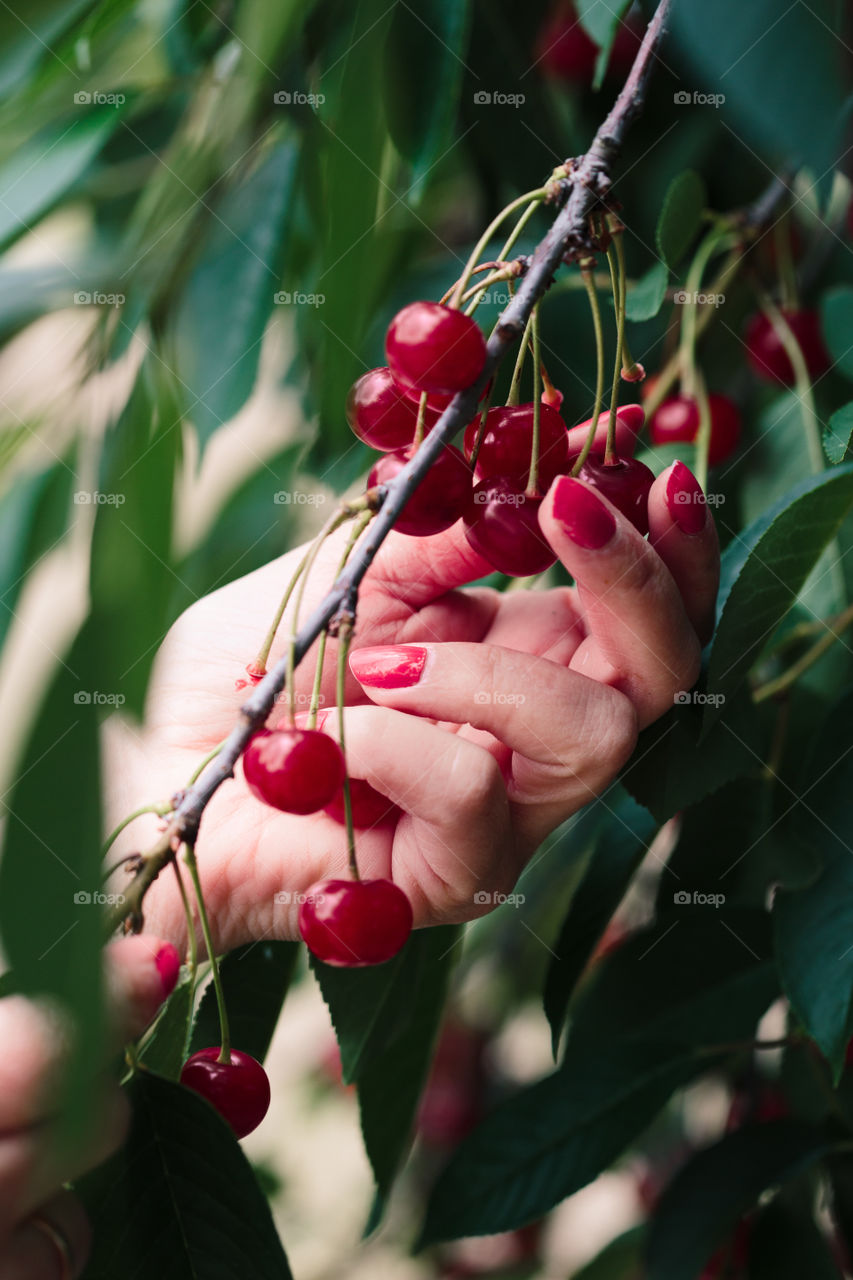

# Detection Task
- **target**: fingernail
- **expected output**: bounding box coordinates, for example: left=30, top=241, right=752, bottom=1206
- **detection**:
left=155, top=944, right=181, bottom=1000
left=551, top=477, right=616, bottom=550
left=349, top=645, right=428, bottom=689
left=615, top=404, right=645, bottom=434
left=666, top=461, right=706, bottom=534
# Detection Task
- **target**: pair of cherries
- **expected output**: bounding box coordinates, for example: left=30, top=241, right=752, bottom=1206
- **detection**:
left=351, top=300, right=655, bottom=578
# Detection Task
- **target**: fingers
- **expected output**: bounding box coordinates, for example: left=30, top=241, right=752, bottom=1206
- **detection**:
left=348, top=642, right=637, bottom=848
left=1, top=1191, right=91, bottom=1279
left=538, top=474, right=703, bottom=727
left=647, top=460, right=720, bottom=645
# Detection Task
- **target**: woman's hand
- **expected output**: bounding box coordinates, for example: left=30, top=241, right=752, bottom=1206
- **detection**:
left=107, top=410, right=718, bottom=954
left=0, top=937, right=180, bottom=1278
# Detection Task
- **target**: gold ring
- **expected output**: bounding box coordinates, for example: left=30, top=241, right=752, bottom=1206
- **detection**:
left=29, top=1213, right=74, bottom=1280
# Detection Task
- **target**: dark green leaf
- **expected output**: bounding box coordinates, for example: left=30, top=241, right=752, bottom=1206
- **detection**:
left=667, top=0, right=846, bottom=178
left=383, top=1, right=473, bottom=195
left=311, top=935, right=426, bottom=1085
left=77, top=1072, right=292, bottom=1279
left=0, top=459, right=73, bottom=655
left=705, top=465, right=853, bottom=730
left=89, top=364, right=181, bottom=718
left=173, top=140, right=298, bottom=453
left=192, top=942, right=300, bottom=1065
left=360, top=926, right=459, bottom=1223
left=625, top=261, right=669, bottom=322
left=544, top=790, right=658, bottom=1053
left=821, top=289, right=853, bottom=382
left=0, top=619, right=106, bottom=1144
left=645, top=1123, right=829, bottom=1280
left=775, top=688, right=853, bottom=1079
left=749, top=1196, right=842, bottom=1280
left=824, top=403, right=853, bottom=465
left=138, top=977, right=194, bottom=1080
left=655, top=171, right=706, bottom=270
left=0, top=0, right=95, bottom=98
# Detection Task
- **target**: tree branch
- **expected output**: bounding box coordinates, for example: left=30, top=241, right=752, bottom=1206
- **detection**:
left=108, top=0, right=675, bottom=936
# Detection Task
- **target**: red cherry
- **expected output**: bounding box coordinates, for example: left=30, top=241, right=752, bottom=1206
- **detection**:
left=243, top=727, right=345, bottom=814
left=576, top=452, right=654, bottom=535
left=743, top=308, right=830, bottom=385
left=464, top=479, right=556, bottom=577
left=298, top=878, right=413, bottom=967
left=650, top=393, right=742, bottom=466
left=180, top=1048, right=270, bottom=1138
left=346, top=367, right=442, bottom=452
left=463, top=403, right=569, bottom=489
left=386, top=302, right=487, bottom=397
left=324, top=778, right=401, bottom=829
left=367, top=444, right=471, bottom=536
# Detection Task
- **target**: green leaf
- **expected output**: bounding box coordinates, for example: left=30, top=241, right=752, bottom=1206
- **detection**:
left=824, top=403, right=853, bottom=465
left=419, top=914, right=777, bottom=1244
left=419, top=1039, right=704, bottom=1246
left=749, top=1196, right=842, bottom=1280
left=0, top=0, right=95, bottom=97
left=645, top=1123, right=829, bottom=1280
left=775, top=688, right=853, bottom=1079
left=173, top=140, right=298, bottom=453
left=543, top=789, right=658, bottom=1053
left=667, top=0, right=847, bottom=179
left=625, top=261, right=669, bottom=322
left=821, top=288, right=853, bottom=381
left=360, top=926, right=459, bottom=1223
left=0, top=459, right=73, bottom=656
left=383, top=0, right=473, bottom=195
left=704, top=465, right=853, bottom=730
left=311, top=934, right=427, bottom=1085
left=77, top=1072, right=293, bottom=1279
left=0, top=112, right=120, bottom=252
left=139, top=977, right=194, bottom=1081
left=191, top=942, right=300, bottom=1065
left=89, top=364, right=181, bottom=718
left=575, top=0, right=632, bottom=89
left=655, top=171, right=706, bottom=270
left=0, top=619, right=106, bottom=1144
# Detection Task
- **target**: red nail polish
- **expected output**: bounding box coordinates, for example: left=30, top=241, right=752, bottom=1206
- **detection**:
left=666, top=461, right=706, bottom=534
left=551, top=477, right=616, bottom=549
left=155, top=944, right=181, bottom=1000
left=349, top=645, right=428, bottom=689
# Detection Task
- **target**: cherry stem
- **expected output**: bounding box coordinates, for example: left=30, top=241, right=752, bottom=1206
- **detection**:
left=467, top=381, right=496, bottom=472
left=604, top=234, right=626, bottom=464
left=101, top=803, right=171, bottom=858
left=413, top=391, right=429, bottom=449
left=773, top=205, right=799, bottom=311
left=692, top=369, right=712, bottom=491
left=507, top=311, right=535, bottom=406
left=170, top=859, right=199, bottom=1060
left=183, top=842, right=231, bottom=1063
left=439, top=261, right=498, bottom=304
left=451, top=187, right=547, bottom=310
left=253, top=547, right=311, bottom=676
left=571, top=264, right=605, bottom=476
left=526, top=305, right=543, bottom=496
left=753, top=599, right=853, bottom=703
left=187, top=741, right=224, bottom=787
left=307, top=511, right=373, bottom=727
left=678, top=226, right=739, bottom=399
left=335, top=616, right=359, bottom=880
left=460, top=264, right=519, bottom=307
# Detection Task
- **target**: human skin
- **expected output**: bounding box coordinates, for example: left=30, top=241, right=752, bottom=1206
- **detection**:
left=0, top=413, right=718, bottom=1275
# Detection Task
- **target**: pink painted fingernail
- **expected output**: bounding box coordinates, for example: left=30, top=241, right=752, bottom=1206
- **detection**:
left=155, top=944, right=181, bottom=1000
left=665, top=461, right=706, bottom=534
left=349, top=645, right=428, bottom=689
left=551, top=476, right=616, bottom=549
